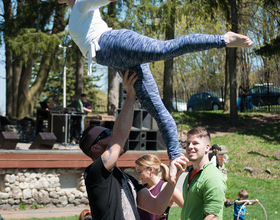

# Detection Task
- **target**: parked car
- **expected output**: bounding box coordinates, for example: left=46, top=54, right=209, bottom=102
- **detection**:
left=187, top=92, right=223, bottom=112
left=161, top=98, right=188, bottom=112
left=246, top=85, right=280, bottom=106
left=172, top=98, right=188, bottom=111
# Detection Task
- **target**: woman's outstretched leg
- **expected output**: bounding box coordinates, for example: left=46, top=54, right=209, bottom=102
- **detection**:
left=96, top=29, right=253, bottom=70
left=123, top=64, right=181, bottom=160
left=96, top=29, right=225, bottom=69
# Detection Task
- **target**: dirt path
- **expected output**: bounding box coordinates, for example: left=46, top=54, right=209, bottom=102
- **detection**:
left=0, top=206, right=89, bottom=219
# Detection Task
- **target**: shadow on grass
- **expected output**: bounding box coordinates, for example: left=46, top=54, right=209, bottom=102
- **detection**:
left=177, top=111, right=280, bottom=145
left=242, top=124, right=280, bottom=145
left=248, top=151, right=279, bottom=161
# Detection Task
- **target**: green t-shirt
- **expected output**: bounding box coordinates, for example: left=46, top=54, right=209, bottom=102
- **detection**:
left=181, top=162, right=226, bottom=220
left=68, top=100, right=84, bottom=113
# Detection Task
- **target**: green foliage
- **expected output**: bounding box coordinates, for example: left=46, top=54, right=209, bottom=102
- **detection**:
left=4, top=0, right=67, bottom=64
left=41, top=67, right=101, bottom=109
left=40, top=42, right=103, bottom=109
left=30, top=203, right=41, bottom=209
left=19, top=202, right=27, bottom=211
left=7, top=29, right=61, bottom=65
left=173, top=6, right=227, bottom=94
left=255, top=36, right=280, bottom=56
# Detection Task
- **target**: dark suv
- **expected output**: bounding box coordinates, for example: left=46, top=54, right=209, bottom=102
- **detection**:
left=247, top=85, right=280, bottom=106
left=187, top=92, right=223, bottom=112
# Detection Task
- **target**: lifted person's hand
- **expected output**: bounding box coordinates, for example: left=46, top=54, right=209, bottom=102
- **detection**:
left=119, top=70, right=137, bottom=97
left=169, top=155, right=188, bottom=184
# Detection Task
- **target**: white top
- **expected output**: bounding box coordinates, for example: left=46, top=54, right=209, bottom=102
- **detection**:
left=210, top=155, right=217, bottom=167
left=69, top=0, right=111, bottom=75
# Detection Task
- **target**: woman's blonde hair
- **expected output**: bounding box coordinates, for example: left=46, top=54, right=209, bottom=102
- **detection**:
left=135, top=154, right=169, bottom=182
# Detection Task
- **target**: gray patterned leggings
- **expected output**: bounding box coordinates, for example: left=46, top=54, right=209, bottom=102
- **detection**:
left=96, top=29, right=226, bottom=159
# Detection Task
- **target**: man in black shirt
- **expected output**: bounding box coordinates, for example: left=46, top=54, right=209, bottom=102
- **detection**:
left=79, top=70, right=187, bottom=220
left=81, top=93, right=92, bottom=115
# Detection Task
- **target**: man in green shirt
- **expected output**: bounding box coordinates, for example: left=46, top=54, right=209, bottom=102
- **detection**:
left=181, top=127, right=226, bottom=220
left=68, top=95, right=84, bottom=112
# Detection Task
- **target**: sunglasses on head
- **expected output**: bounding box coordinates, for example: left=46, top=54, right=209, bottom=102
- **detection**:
left=90, top=128, right=111, bottom=147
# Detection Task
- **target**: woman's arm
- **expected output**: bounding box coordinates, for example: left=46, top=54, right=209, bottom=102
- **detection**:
left=137, top=181, right=175, bottom=215
left=161, top=182, right=184, bottom=208
left=171, top=187, right=184, bottom=208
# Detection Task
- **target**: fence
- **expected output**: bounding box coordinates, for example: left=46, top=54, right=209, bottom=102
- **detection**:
left=174, top=87, right=280, bottom=113
left=92, top=87, right=280, bottom=113
left=174, top=88, right=224, bottom=103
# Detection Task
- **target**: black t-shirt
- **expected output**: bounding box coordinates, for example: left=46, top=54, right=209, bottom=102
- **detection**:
left=85, top=157, right=144, bottom=220
left=82, top=101, right=92, bottom=115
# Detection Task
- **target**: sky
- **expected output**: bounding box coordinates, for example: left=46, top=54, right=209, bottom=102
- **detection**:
left=0, top=44, right=6, bottom=115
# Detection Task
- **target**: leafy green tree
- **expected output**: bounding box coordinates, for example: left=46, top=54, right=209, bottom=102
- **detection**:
left=1, top=0, right=68, bottom=119
left=173, top=9, right=227, bottom=99
left=40, top=43, right=103, bottom=110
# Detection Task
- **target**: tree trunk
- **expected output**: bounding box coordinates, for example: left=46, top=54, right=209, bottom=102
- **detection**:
left=163, top=0, right=175, bottom=112
left=224, top=48, right=230, bottom=112
left=107, top=2, right=118, bottom=115
left=3, top=0, right=13, bottom=118
left=76, top=49, right=84, bottom=95
left=236, top=2, right=242, bottom=89
left=28, top=54, right=53, bottom=116
left=163, top=59, right=174, bottom=112
left=12, top=57, right=22, bottom=117
left=17, top=59, right=35, bottom=118
left=236, top=47, right=242, bottom=90
left=5, top=43, right=13, bottom=118
left=229, top=0, right=239, bottom=126
left=107, top=67, right=119, bottom=116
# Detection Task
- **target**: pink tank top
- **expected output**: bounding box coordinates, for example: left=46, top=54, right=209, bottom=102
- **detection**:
left=137, top=179, right=170, bottom=220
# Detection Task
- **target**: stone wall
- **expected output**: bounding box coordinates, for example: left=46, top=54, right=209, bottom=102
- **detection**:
left=0, top=168, right=88, bottom=210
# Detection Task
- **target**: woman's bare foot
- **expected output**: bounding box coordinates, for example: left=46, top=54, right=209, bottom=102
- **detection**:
left=224, top=31, right=253, bottom=48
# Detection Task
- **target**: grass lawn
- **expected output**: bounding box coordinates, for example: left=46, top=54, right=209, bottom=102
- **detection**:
left=212, top=125, right=280, bottom=178
left=168, top=173, right=280, bottom=220
left=169, top=173, right=280, bottom=220
left=169, top=112, right=280, bottom=220
left=223, top=173, right=279, bottom=220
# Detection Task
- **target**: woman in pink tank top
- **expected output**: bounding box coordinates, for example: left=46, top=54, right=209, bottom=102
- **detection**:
left=135, top=154, right=184, bottom=220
